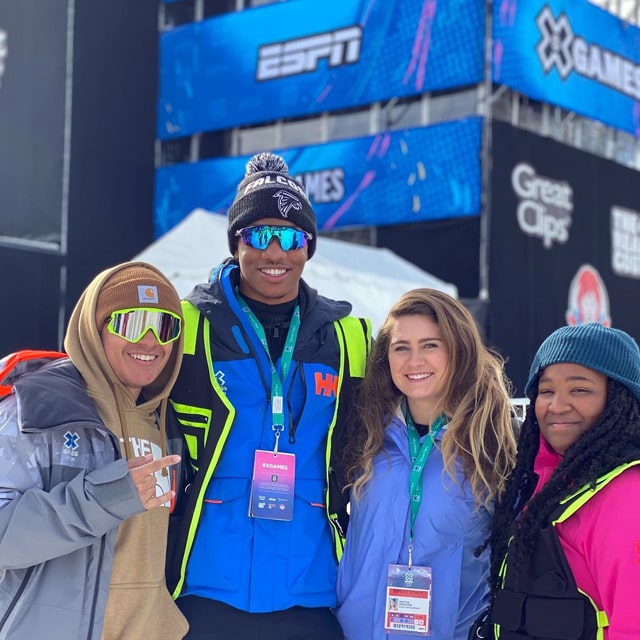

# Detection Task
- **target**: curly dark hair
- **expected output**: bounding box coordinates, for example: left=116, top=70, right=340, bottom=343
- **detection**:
left=487, top=378, right=640, bottom=592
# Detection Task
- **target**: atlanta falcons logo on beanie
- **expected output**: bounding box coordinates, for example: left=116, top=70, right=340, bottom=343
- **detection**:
left=227, top=152, right=318, bottom=258
left=273, top=190, right=303, bottom=218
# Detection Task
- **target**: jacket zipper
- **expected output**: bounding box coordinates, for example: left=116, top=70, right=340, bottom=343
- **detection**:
left=87, top=534, right=107, bottom=638
left=87, top=429, right=121, bottom=637
left=0, top=566, right=34, bottom=631
left=287, top=361, right=304, bottom=444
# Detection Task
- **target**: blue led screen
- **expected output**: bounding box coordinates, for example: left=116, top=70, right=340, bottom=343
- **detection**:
left=154, top=118, right=482, bottom=236
left=493, top=0, right=640, bottom=137
left=158, top=0, right=484, bottom=139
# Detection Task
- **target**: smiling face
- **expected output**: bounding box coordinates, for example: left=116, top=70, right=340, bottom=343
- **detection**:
left=235, top=217, right=307, bottom=305
left=387, top=314, right=449, bottom=425
left=101, top=324, right=174, bottom=400
left=535, top=362, right=608, bottom=455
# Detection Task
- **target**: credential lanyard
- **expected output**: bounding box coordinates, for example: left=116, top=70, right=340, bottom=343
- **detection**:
left=238, top=296, right=300, bottom=453
left=406, top=408, right=446, bottom=568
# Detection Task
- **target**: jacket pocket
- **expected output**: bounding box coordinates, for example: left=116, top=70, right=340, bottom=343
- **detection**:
left=286, top=479, right=336, bottom=596
left=187, top=477, right=251, bottom=593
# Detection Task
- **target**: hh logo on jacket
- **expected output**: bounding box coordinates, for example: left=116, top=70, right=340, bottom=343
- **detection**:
left=315, top=372, right=338, bottom=397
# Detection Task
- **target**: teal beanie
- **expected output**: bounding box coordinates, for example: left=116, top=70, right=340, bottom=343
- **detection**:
left=525, top=323, right=640, bottom=403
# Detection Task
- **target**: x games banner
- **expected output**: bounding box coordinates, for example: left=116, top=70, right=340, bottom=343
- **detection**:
left=493, top=0, right=640, bottom=137
left=154, top=118, right=482, bottom=235
left=488, top=121, right=640, bottom=393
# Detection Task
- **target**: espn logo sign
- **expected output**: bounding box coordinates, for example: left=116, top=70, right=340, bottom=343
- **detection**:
left=257, top=25, right=362, bottom=81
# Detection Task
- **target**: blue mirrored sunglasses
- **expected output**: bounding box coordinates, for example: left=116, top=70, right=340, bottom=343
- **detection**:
left=235, top=225, right=312, bottom=251
left=107, top=308, right=182, bottom=345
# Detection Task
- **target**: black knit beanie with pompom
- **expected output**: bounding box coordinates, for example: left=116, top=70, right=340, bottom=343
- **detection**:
left=226, top=152, right=317, bottom=258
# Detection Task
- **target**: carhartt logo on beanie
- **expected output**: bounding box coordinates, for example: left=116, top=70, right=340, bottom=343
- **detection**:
left=227, top=152, right=317, bottom=258
left=525, top=322, right=640, bottom=403
left=95, top=265, right=182, bottom=328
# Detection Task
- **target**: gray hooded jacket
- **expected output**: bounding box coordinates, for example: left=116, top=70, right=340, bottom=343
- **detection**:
left=0, top=359, right=143, bottom=639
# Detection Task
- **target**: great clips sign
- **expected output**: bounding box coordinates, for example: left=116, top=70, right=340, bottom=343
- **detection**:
left=488, top=121, right=640, bottom=392
left=511, top=162, right=573, bottom=249
left=493, top=0, right=640, bottom=137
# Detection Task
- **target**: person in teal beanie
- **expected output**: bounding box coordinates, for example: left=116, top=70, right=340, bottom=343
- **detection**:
left=482, top=322, right=640, bottom=639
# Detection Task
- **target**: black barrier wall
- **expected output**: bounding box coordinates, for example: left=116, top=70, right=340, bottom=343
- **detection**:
left=377, top=217, right=481, bottom=300
left=0, top=1, right=158, bottom=354
left=0, top=249, right=62, bottom=352
left=0, top=0, right=67, bottom=243
left=488, top=121, right=640, bottom=394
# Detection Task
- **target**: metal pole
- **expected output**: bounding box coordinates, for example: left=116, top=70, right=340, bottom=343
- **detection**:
left=478, top=0, right=493, bottom=301
left=58, top=0, right=76, bottom=350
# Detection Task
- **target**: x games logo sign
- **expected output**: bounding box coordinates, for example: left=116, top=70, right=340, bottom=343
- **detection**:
left=535, top=5, right=640, bottom=100
left=536, top=7, right=573, bottom=79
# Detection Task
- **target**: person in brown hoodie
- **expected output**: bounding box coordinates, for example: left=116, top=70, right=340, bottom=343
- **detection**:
left=0, top=261, right=189, bottom=640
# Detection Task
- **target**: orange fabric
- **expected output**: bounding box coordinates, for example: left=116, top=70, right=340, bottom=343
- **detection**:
left=0, top=350, right=66, bottom=397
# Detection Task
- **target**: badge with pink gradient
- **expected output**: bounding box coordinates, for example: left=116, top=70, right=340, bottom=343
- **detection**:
left=249, top=450, right=296, bottom=521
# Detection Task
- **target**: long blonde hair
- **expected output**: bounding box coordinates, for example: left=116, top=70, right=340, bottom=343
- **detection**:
left=347, top=289, right=517, bottom=508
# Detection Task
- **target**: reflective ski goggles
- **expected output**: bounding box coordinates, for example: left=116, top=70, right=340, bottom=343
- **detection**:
left=235, top=225, right=313, bottom=251
left=107, top=308, right=182, bottom=345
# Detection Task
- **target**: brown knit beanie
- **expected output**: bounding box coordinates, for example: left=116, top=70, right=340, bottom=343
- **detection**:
left=95, top=264, right=182, bottom=329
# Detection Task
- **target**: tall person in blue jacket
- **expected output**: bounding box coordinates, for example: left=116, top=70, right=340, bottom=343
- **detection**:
left=167, top=152, right=372, bottom=640
left=336, top=288, right=518, bottom=640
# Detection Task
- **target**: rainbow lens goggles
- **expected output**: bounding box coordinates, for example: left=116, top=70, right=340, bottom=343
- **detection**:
left=107, top=308, right=182, bottom=345
left=235, top=225, right=312, bottom=251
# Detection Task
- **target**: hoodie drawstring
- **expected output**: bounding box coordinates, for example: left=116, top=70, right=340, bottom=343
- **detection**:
left=114, top=385, right=135, bottom=461
left=158, top=398, right=169, bottom=477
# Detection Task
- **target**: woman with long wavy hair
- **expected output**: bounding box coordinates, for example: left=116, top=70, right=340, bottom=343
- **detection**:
left=336, top=288, right=518, bottom=640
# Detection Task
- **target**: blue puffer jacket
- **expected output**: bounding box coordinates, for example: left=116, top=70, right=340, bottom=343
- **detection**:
left=336, top=411, right=491, bottom=640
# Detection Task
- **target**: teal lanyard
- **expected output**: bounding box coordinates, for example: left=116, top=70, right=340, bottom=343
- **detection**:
left=406, top=407, right=446, bottom=567
left=237, top=295, right=301, bottom=452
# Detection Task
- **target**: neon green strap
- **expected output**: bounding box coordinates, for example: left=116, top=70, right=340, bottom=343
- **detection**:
left=334, top=316, right=371, bottom=378
left=181, top=300, right=201, bottom=356
left=554, top=460, right=640, bottom=524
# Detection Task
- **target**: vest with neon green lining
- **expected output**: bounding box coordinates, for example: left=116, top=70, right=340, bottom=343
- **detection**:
left=166, top=262, right=371, bottom=612
left=492, top=459, right=640, bottom=640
